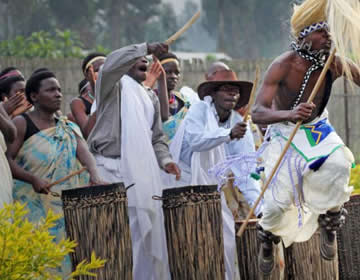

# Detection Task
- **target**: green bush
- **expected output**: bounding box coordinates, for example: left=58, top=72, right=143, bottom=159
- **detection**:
left=0, top=202, right=105, bottom=279
left=0, top=30, right=84, bottom=59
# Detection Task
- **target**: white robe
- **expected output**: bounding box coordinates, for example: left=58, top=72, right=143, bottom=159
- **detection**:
left=95, top=75, right=170, bottom=280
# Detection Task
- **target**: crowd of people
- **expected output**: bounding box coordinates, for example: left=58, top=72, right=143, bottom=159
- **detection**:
left=0, top=0, right=359, bottom=278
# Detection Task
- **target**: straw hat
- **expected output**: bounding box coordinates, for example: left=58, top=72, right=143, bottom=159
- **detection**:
left=197, top=70, right=253, bottom=109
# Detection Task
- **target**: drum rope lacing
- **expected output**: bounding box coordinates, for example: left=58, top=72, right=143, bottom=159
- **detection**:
left=153, top=191, right=221, bottom=209
left=62, top=191, right=127, bottom=209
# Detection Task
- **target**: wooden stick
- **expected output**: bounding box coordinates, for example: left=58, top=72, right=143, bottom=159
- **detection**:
left=237, top=48, right=336, bottom=237
left=243, top=65, right=260, bottom=122
left=48, top=167, right=87, bottom=189
left=165, top=11, right=200, bottom=45
left=223, top=172, right=241, bottom=205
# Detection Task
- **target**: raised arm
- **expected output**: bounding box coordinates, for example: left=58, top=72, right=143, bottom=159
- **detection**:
left=0, top=103, right=17, bottom=143
left=70, top=98, right=89, bottom=137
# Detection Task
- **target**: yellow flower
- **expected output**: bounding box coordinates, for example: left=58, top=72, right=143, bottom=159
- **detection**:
left=0, top=202, right=105, bottom=280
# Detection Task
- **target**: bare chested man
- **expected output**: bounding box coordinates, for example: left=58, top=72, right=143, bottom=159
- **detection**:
left=253, top=31, right=360, bottom=124
left=252, top=18, right=360, bottom=277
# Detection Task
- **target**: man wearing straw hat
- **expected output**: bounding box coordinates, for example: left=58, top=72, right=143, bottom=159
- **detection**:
left=251, top=0, right=360, bottom=275
left=87, top=42, right=181, bottom=279
left=167, top=69, right=261, bottom=279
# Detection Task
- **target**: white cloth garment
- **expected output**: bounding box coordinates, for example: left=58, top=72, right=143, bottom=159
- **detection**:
left=165, top=97, right=262, bottom=213
left=0, top=131, right=13, bottom=208
left=90, top=100, right=96, bottom=115
left=96, top=75, right=170, bottom=280
left=259, top=111, right=354, bottom=247
left=179, top=86, right=200, bottom=105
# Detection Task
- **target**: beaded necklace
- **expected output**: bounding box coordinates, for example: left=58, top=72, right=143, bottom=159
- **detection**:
left=290, top=41, right=326, bottom=109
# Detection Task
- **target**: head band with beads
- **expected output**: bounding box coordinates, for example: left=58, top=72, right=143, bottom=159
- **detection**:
left=299, top=21, right=329, bottom=39
left=160, top=58, right=179, bottom=65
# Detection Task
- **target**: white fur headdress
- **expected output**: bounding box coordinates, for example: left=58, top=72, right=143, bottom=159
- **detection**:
left=291, top=0, right=360, bottom=80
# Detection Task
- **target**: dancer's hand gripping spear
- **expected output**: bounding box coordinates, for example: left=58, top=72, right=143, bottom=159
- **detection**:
left=237, top=49, right=337, bottom=237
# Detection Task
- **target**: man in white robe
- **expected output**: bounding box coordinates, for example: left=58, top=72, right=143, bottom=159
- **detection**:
left=168, top=70, right=262, bottom=280
left=87, top=42, right=180, bottom=280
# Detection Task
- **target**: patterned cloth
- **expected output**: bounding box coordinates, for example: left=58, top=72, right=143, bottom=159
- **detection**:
left=12, top=117, right=89, bottom=275
left=162, top=91, right=191, bottom=143
left=258, top=111, right=354, bottom=247
left=272, top=112, right=344, bottom=162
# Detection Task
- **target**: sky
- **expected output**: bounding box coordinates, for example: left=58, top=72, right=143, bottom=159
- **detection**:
left=163, top=0, right=201, bottom=14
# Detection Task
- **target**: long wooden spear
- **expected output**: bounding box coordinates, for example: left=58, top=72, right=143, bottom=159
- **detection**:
left=243, top=65, right=260, bottom=122
left=237, top=48, right=336, bottom=237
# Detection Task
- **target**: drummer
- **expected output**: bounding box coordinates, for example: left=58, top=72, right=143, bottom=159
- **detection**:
left=6, top=69, right=102, bottom=275
left=168, top=70, right=262, bottom=279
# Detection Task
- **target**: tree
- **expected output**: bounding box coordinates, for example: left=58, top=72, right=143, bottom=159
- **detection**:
left=0, top=0, right=53, bottom=40
left=47, top=0, right=99, bottom=46
left=145, top=3, right=180, bottom=49
left=201, top=0, right=293, bottom=58
left=98, top=0, right=162, bottom=49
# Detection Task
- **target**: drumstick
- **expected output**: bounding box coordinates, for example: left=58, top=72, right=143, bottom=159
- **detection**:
left=48, top=167, right=87, bottom=190
left=243, top=65, right=260, bottom=122
left=237, top=48, right=336, bottom=237
left=165, top=11, right=200, bottom=45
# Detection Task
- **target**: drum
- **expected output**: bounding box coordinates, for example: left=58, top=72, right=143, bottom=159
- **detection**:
left=236, top=219, right=285, bottom=280
left=284, top=230, right=338, bottom=280
left=159, top=185, right=225, bottom=280
left=337, top=194, right=360, bottom=280
left=62, top=183, right=132, bottom=280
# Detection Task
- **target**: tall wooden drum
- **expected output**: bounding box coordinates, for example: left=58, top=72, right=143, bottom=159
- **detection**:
left=236, top=219, right=285, bottom=280
left=160, top=185, right=225, bottom=280
left=337, top=194, right=360, bottom=280
left=284, top=230, right=338, bottom=280
left=62, top=183, right=132, bottom=280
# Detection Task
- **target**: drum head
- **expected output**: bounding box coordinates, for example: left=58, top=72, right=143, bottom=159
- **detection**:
left=62, top=182, right=125, bottom=198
